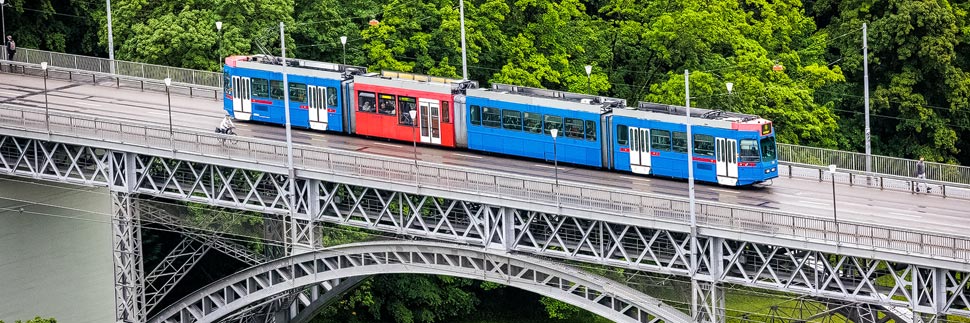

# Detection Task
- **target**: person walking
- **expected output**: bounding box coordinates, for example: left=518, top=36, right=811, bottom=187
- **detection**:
left=915, top=157, right=930, bottom=193
left=4, top=35, right=15, bottom=72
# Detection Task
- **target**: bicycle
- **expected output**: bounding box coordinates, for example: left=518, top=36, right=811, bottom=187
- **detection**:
left=215, top=126, right=238, bottom=145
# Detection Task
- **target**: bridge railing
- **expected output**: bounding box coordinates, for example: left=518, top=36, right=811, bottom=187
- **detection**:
left=0, top=103, right=967, bottom=265
left=777, top=143, right=970, bottom=185
left=1, top=48, right=223, bottom=91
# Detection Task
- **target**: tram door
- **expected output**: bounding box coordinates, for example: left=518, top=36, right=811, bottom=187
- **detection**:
left=628, top=127, right=651, bottom=174
left=307, top=86, right=328, bottom=130
left=419, top=99, right=441, bottom=144
left=716, top=138, right=739, bottom=185
left=231, top=76, right=252, bottom=120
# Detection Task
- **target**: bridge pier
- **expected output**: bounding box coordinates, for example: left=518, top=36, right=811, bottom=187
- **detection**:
left=110, top=151, right=148, bottom=323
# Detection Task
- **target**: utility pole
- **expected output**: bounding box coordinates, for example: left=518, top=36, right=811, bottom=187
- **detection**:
left=685, top=69, right=700, bottom=322
left=863, top=23, right=872, bottom=184
left=106, top=0, right=115, bottom=73
left=280, top=22, right=297, bottom=254
left=459, top=0, right=468, bottom=80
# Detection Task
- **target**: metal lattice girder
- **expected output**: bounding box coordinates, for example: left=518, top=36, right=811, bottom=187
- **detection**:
left=137, top=202, right=266, bottom=266
left=149, top=241, right=693, bottom=323
left=112, top=192, right=147, bottom=323
left=0, top=137, right=111, bottom=185
left=691, top=281, right=725, bottom=323
left=143, top=238, right=211, bottom=313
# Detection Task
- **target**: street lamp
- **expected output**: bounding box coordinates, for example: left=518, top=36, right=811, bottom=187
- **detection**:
left=164, top=77, right=173, bottom=135
left=828, top=164, right=840, bottom=245
left=41, top=62, right=49, bottom=132
left=459, top=0, right=468, bottom=80
left=339, top=36, right=347, bottom=65
left=216, top=21, right=223, bottom=72
left=1, top=0, right=6, bottom=62
left=408, top=109, right=419, bottom=181
left=584, top=65, right=592, bottom=93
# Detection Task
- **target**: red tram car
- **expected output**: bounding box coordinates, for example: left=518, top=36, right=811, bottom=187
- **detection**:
left=351, top=71, right=462, bottom=147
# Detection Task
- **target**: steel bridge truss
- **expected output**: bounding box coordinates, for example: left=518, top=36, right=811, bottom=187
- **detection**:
left=1, top=136, right=969, bottom=322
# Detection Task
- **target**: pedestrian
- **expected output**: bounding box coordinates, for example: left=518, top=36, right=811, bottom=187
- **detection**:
left=5, top=35, right=15, bottom=61
left=915, top=157, right=930, bottom=193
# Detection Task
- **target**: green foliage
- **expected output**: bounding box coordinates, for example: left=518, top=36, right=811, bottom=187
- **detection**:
left=0, top=317, right=57, bottom=323
left=316, top=275, right=479, bottom=323
left=539, top=297, right=582, bottom=320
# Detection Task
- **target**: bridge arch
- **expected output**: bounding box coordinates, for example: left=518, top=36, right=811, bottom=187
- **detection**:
left=150, top=241, right=692, bottom=323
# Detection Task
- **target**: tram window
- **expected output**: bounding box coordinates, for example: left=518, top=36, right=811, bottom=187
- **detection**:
left=740, top=139, right=760, bottom=162
left=672, top=132, right=688, bottom=153
left=378, top=94, right=397, bottom=115
left=442, top=101, right=451, bottom=123
left=251, top=78, right=270, bottom=98
left=326, top=87, right=338, bottom=107
left=357, top=91, right=376, bottom=112
left=289, top=83, right=307, bottom=102
left=693, top=134, right=715, bottom=157
left=482, top=107, right=502, bottom=128
left=270, top=80, right=285, bottom=100
left=760, top=137, right=777, bottom=161
left=617, top=125, right=629, bottom=145
left=470, top=105, right=481, bottom=125
left=523, top=112, right=542, bottom=133
left=564, top=118, right=584, bottom=139
left=651, top=130, right=671, bottom=151
left=503, top=110, right=522, bottom=131
left=544, top=115, right=563, bottom=135
left=223, top=72, right=232, bottom=94
left=398, top=96, right=416, bottom=125
left=585, top=120, right=597, bottom=141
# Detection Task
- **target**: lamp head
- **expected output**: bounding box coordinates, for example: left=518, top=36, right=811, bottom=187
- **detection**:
left=164, top=78, right=172, bottom=87
left=726, top=82, right=733, bottom=94
left=41, top=62, right=48, bottom=70
left=216, top=21, right=223, bottom=31
left=0, top=0, right=5, bottom=5
left=340, top=36, right=347, bottom=45
left=584, top=65, right=592, bottom=76
left=828, top=164, right=837, bottom=173
left=550, top=128, right=558, bottom=138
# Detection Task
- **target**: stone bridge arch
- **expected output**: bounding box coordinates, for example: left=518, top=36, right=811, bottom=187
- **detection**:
left=150, top=241, right=692, bottom=323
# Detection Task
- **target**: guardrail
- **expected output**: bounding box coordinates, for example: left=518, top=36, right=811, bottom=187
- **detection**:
left=0, top=48, right=221, bottom=99
left=0, top=103, right=967, bottom=265
left=778, top=143, right=970, bottom=185
left=3, top=48, right=968, bottom=188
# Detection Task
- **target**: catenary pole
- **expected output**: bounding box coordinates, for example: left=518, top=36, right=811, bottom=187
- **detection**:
left=106, top=0, right=115, bottom=73
left=863, top=23, right=872, bottom=183
left=459, top=0, right=468, bottom=80
left=280, top=22, right=297, bottom=253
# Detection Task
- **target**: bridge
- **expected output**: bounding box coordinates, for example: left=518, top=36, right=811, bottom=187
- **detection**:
left=1, top=49, right=968, bottom=323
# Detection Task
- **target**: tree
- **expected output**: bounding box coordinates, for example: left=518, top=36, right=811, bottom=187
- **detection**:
left=813, top=0, right=970, bottom=162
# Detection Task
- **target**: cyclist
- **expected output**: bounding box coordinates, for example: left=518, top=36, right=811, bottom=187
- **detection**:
left=218, top=113, right=236, bottom=134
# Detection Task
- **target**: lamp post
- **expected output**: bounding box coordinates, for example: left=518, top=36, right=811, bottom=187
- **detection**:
left=216, top=21, right=223, bottom=72
left=340, top=36, right=347, bottom=65
left=408, top=109, right=419, bottom=182
left=164, top=77, right=173, bottom=136
left=1, top=0, right=6, bottom=61
left=828, top=164, right=840, bottom=245
left=41, top=62, right=49, bottom=132
left=584, top=65, right=592, bottom=93
left=863, top=23, right=872, bottom=185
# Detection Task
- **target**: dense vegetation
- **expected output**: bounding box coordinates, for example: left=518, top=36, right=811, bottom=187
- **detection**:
left=6, top=0, right=970, bottom=163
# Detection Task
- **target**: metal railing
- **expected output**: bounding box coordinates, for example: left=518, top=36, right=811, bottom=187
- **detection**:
left=2, top=48, right=222, bottom=89
left=0, top=103, right=967, bottom=265
left=778, top=143, right=970, bottom=185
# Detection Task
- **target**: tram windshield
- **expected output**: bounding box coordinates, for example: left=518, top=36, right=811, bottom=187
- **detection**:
left=760, top=137, right=777, bottom=161
left=739, top=139, right=760, bottom=162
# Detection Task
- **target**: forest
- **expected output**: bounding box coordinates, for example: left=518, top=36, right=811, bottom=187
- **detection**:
left=2, top=0, right=969, bottom=322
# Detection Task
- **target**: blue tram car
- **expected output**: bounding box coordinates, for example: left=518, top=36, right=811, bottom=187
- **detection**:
left=610, top=102, right=777, bottom=186
left=462, top=84, right=624, bottom=167
left=222, top=55, right=364, bottom=132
